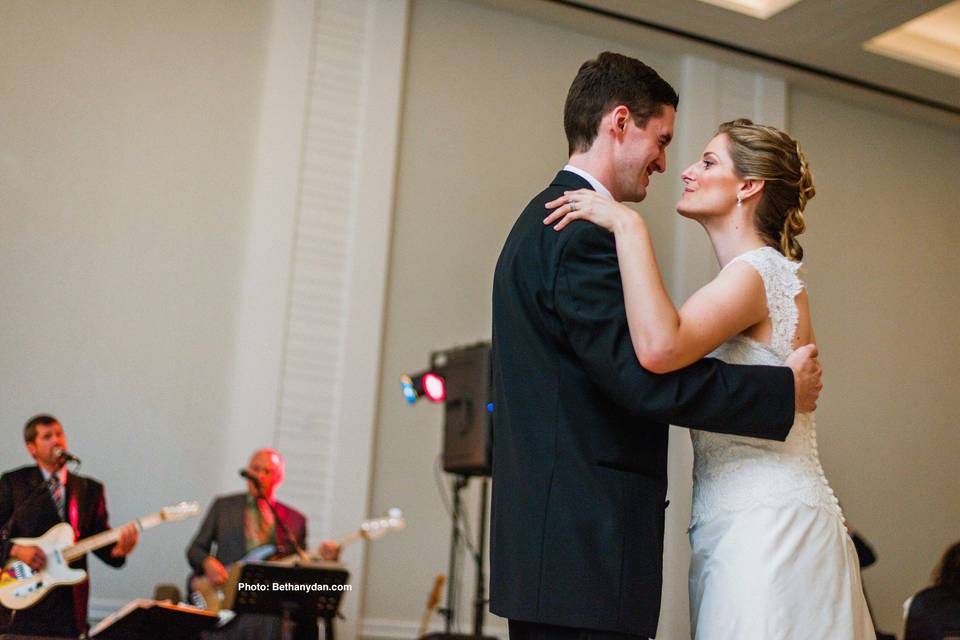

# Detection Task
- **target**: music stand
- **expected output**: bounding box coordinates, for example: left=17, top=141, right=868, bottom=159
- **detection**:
left=87, top=599, right=218, bottom=640
left=222, top=561, right=349, bottom=640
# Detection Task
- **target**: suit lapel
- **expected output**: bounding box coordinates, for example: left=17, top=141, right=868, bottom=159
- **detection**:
left=273, top=502, right=297, bottom=554
left=27, top=466, right=61, bottom=529
left=273, top=501, right=288, bottom=527
left=228, top=494, right=246, bottom=551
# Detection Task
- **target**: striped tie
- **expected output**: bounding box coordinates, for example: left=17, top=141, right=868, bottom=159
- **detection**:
left=51, top=475, right=66, bottom=521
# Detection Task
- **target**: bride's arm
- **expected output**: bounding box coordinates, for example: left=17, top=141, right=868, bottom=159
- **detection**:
left=545, top=189, right=768, bottom=373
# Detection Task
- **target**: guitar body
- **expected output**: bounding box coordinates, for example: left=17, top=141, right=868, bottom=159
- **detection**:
left=189, top=544, right=276, bottom=613
left=0, top=523, right=87, bottom=610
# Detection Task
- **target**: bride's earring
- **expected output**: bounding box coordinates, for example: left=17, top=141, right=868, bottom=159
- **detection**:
left=737, top=193, right=743, bottom=207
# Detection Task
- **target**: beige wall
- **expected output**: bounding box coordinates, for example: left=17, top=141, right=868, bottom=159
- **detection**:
left=0, top=0, right=270, bottom=607
left=790, top=88, right=960, bottom=634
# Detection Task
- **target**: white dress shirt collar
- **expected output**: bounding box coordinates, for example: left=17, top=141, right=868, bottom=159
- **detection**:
left=40, top=465, right=68, bottom=486
left=563, top=164, right=613, bottom=200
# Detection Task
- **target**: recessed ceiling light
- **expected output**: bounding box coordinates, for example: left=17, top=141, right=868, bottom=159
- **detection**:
left=695, top=0, right=802, bottom=20
left=864, top=1, right=960, bottom=78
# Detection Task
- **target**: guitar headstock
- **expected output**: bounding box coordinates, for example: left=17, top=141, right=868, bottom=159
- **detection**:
left=427, top=574, right=445, bottom=608
left=160, top=501, right=201, bottom=522
left=359, top=508, right=405, bottom=540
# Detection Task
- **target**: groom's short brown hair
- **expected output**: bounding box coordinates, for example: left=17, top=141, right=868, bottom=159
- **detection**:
left=564, top=52, right=679, bottom=155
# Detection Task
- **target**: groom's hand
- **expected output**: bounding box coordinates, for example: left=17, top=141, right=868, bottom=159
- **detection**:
left=786, top=344, right=822, bottom=413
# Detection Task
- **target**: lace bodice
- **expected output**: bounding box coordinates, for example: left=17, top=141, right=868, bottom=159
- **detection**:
left=690, top=247, right=843, bottom=527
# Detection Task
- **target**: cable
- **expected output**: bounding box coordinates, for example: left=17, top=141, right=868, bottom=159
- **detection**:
left=432, top=455, right=479, bottom=558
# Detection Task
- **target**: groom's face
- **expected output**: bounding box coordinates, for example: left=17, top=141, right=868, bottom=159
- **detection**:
left=613, top=106, right=675, bottom=203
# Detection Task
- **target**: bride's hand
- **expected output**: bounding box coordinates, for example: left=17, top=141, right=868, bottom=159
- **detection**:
left=543, top=189, right=640, bottom=232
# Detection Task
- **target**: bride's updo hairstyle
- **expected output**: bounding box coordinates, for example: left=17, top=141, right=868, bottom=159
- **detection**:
left=717, top=119, right=815, bottom=261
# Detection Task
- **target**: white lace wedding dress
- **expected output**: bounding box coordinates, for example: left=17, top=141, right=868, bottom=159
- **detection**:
left=688, top=247, right=875, bottom=640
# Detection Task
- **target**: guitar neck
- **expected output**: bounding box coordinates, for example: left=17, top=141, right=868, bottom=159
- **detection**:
left=332, top=531, right=362, bottom=550
left=328, top=510, right=403, bottom=553
left=63, top=512, right=162, bottom=563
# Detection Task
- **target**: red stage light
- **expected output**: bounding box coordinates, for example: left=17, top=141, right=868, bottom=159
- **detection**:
left=422, top=372, right=446, bottom=402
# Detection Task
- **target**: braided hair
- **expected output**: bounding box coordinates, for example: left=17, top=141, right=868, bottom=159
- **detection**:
left=717, top=119, right=815, bottom=261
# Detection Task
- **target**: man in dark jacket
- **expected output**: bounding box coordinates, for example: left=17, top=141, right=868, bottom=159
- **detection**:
left=187, top=448, right=337, bottom=640
left=0, top=414, right=139, bottom=637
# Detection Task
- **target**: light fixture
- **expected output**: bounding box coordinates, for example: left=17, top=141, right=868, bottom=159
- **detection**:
left=400, top=370, right=446, bottom=404
left=863, top=1, right=960, bottom=79
left=695, top=0, right=802, bottom=20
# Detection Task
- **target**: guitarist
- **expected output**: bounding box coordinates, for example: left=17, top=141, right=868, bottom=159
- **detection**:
left=0, top=414, right=139, bottom=637
left=186, top=448, right=339, bottom=639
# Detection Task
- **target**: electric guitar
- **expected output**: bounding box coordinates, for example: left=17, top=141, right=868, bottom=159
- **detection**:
left=0, top=502, right=200, bottom=610
left=190, top=508, right=405, bottom=613
left=418, top=574, right=446, bottom=636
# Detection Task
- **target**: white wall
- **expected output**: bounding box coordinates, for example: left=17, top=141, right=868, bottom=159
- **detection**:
left=0, top=1, right=408, bottom=633
left=0, top=0, right=270, bottom=607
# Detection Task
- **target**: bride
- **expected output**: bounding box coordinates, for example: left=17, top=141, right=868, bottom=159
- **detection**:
left=544, top=119, right=875, bottom=639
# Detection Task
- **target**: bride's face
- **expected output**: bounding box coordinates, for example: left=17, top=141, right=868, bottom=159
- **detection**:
left=676, top=133, right=742, bottom=220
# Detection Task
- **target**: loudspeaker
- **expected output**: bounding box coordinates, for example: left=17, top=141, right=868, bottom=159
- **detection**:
left=432, top=342, right=492, bottom=477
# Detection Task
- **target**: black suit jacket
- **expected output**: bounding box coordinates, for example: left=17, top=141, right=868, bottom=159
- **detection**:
left=0, top=464, right=125, bottom=636
left=489, top=171, right=796, bottom=637
left=186, top=493, right=307, bottom=575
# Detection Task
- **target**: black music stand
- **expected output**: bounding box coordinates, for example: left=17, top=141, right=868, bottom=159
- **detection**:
left=87, top=599, right=219, bottom=639
left=222, top=561, right=349, bottom=640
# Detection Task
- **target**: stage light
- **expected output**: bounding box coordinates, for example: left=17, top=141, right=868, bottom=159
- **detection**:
left=400, top=370, right=446, bottom=404
left=422, top=372, right=446, bottom=402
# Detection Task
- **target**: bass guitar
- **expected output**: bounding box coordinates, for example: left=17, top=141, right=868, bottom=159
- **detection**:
left=190, top=508, right=405, bottom=613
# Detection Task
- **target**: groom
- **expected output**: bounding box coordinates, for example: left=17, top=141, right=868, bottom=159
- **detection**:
left=489, top=52, right=822, bottom=639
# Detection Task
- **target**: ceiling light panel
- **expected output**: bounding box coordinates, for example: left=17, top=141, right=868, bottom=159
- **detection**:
left=695, top=0, right=803, bottom=20
left=864, top=1, right=960, bottom=79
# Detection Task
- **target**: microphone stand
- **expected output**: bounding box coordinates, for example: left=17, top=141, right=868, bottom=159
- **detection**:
left=424, top=475, right=495, bottom=640
left=243, top=474, right=309, bottom=563
left=242, top=471, right=318, bottom=640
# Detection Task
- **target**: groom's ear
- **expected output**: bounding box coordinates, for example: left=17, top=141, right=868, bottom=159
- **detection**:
left=740, top=178, right=765, bottom=202
left=607, top=105, right=630, bottom=137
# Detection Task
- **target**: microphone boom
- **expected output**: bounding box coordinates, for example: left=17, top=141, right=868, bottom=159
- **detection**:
left=53, top=447, right=81, bottom=464
left=238, top=469, right=262, bottom=488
